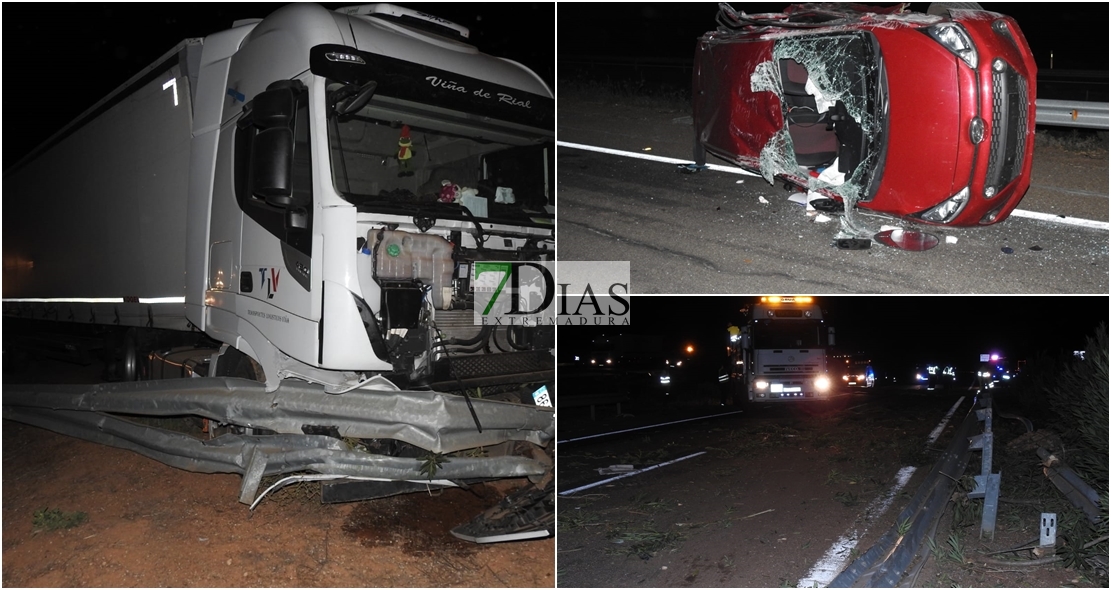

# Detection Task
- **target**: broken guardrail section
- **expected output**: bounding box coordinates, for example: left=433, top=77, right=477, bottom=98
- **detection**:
left=830, top=393, right=979, bottom=587
left=2, top=377, right=554, bottom=515
left=968, top=390, right=1002, bottom=539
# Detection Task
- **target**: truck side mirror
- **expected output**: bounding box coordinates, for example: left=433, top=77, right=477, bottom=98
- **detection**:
left=251, top=127, right=293, bottom=206
left=250, top=87, right=295, bottom=129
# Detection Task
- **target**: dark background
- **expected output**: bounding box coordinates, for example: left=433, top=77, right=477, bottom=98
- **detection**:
left=2, top=2, right=554, bottom=171
left=558, top=295, right=1108, bottom=379
left=557, top=3, right=1108, bottom=69
left=557, top=3, right=1109, bottom=106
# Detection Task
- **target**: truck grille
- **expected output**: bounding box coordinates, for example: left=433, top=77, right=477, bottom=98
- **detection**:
left=986, top=62, right=1028, bottom=194
left=765, top=364, right=820, bottom=374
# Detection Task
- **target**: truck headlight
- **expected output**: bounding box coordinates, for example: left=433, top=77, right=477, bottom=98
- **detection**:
left=815, top=376, right=831, bottom=391
left=925, top=23, right=978, bottom=68
left=917, top=186, right=969, bottom=223
left=755, top=380, right=769, bottom=390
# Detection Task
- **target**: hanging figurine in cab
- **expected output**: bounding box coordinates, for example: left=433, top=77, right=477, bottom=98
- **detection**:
left=397, top=124, right=414, bottom=177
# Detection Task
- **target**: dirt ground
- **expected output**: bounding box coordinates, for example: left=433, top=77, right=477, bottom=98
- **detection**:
left=1, top=355, right=554, bottom=588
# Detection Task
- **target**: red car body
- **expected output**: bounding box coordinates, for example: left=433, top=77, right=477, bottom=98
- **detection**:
left=693, top=4, right=1037, bottom=226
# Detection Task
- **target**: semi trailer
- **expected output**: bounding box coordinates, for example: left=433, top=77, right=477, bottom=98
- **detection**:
left=3, top=3, right=555, bottom=543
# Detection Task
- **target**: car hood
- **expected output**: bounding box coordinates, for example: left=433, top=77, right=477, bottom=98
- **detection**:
left=870, top=28, right=962, bottom=211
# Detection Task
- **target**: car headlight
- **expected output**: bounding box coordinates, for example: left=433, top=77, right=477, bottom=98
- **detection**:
left=917, top=186, right=969, bottom=223
left=815, top=376, right=831, bottom=391
left=925, top=23, right=978, bottom=69
left=755, top=380, right=769, bottom=390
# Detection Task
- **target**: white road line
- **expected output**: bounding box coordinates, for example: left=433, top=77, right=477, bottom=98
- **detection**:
left=926, top=396, right=966, bottom=446
left=1008, top=208, right=1109, bottom=230
left=557, top=140, right=761, bottom=176
left=557, top=140, right=1109, bottom=231
left=557, top=411, right=745, bottom=444
left=797, top=397, right=968, bottom=587
left=797, top=466, right=917, bottom=588
left=558, top=451, right=707, bottom=496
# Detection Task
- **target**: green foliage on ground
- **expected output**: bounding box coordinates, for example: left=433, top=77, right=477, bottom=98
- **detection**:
left=1043, top=323, right=1109, bottom=573
left=32, top=508, right=87, bottom=531
left=1046, top=324, right=1109, bottom=489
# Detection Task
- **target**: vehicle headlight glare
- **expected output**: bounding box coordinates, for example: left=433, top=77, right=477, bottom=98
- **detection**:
left=815, top=377, right=831, bottom=391
left=755, top=380, right=769, bottom=390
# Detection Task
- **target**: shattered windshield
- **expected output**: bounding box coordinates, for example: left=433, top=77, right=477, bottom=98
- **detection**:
left=327, top=102, right=553, bottom=225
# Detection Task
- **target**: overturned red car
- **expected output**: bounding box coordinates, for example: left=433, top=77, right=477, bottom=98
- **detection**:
left=692, top=3, right=1037, bottom=226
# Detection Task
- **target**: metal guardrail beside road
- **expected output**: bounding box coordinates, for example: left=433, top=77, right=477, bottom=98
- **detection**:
left=1035, top=99, right=1110, bottom=130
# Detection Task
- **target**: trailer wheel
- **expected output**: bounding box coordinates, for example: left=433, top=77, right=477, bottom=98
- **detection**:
left=121, top=329, right=146, bottom=381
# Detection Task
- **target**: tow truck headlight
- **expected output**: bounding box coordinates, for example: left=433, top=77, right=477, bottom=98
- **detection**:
left=925, top=23, right=978, bottom=69
left=815, top=376, right=831, bottom=391
left=755, top=380, right=769, bottom=390
left=917, top=186, right=969, bottom=223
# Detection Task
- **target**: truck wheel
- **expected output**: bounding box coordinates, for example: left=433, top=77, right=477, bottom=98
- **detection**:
left=121, top=329, right=146, bottom=381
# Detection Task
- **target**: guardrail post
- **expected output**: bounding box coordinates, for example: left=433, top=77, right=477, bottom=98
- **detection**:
left=968, top=390, right=1001, bottom=539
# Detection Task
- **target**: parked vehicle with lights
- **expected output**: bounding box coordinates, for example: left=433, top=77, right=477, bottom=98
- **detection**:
left=730, top=296, right=835, bottom=402
left=916, top=364, right=958, bottom=389
left=692, top=2, right=1037, bottom=227
left=3, top=4, right=553, bottom=543
left=832, top=353, right=876, bottom=388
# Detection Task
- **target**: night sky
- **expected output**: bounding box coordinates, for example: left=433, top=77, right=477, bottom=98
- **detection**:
left=2, top=2, right=554, bottom=171
left=558, top=296, right=1109, bottom=377
left=556, top=3, right=1109, bottom=70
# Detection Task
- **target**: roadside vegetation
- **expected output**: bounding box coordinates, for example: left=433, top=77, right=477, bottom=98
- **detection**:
left=917, top=324, right=1108, bottom=587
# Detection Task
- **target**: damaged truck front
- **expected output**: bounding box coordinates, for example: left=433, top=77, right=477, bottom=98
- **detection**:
left=693, top=3, right=1037, bottom=232
left=2, top=4, right=554, bottom=543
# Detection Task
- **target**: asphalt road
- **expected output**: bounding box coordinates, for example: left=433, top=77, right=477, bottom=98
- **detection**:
left=556, top=387, right=969, bottom=587
left=556, top=93, right=1109, bottom=294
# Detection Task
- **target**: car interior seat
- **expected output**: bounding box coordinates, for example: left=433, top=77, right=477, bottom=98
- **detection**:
left=779, top=58, right=838, bottom=167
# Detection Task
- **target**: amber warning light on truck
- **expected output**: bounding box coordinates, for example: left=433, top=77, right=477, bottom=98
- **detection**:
left=761, top=295, right=813, bottom=304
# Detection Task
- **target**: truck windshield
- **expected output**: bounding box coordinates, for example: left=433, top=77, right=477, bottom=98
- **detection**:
left=309, top=44, right=553, bottom=227
left=326, top=99, right=553, bottom=226
left=753, top=319, right=825, bottom=349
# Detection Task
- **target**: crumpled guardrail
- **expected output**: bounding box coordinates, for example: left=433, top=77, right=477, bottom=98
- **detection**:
left=830, top=394, right=980, bottom=587
left=3, top=376, right=553, bottom=453
left=3, top=377, right=554, bottom=505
